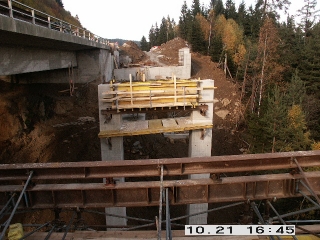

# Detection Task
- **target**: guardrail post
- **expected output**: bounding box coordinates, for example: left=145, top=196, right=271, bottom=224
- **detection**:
left=88, top=32, right=91, bottom=41
left=8, top=0, right=13, bottom=18
left=83, top=30, right=85, bottom=38
left=59, top=20, right=62, bottom=32
left=31, top=9, right=35, bottom=24
left=48, top=16, right=51, bottom=29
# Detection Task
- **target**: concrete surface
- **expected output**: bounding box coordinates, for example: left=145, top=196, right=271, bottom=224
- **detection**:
left=98, top=84, right=127, bottom=228
left=114, top=48, right=191, bottom=80
left=187, top=79, right=214, bottom=225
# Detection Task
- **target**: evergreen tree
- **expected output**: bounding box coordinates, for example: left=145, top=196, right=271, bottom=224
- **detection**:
left=246, top=0, right=264, bottom=38
left=191, top=0, right=201, bottom=17
left=158, top=17, right=168, bottom=44
left=140, top=36, right=149, bottom=51
left=247, top=87, right=287, bottom=153
left=55, top=0, right=63, bottom=8
left=210, top=0, right=225, bottom=16
left=154, top=22, right=160, bottom=45
left=179, top=1, right=192, bottom=41
left=260, top=0, right=291, bottom=19
left=190, top=16, right=206, bottom=53
left=297, top=0, right=320, bottom=38
left=148, top=25, right=156, bottom=47
left=283, top=70, right=306, bottom=106
left=225, top=0, right=237, bottom=20
left=298, top=22, right=320, bottom=96
left=278, top=16, right=301, bottom=81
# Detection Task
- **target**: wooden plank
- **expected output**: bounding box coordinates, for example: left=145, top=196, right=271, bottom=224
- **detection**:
left=148, top=119, right=163, bottom=129
left=98, top=117, right=212, bottom=138
left=162, top=119, right=178, bottom=128
left=120, top=121, right=148, bottom=132
left=102, top=95, right=198, bottom=102
left=176, top=117, right=192, bottom=127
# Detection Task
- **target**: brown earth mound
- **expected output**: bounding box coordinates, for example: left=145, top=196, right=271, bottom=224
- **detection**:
left=156, top=37, right=189, bottom=65
left=119, top=41, right=147, bottom=64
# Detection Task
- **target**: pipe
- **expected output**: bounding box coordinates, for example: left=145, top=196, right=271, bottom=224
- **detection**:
left=0, top=171, right=33, bottom=240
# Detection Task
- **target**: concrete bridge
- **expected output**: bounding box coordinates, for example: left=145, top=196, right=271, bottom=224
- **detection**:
left=0, top=0, right=113, bottom=83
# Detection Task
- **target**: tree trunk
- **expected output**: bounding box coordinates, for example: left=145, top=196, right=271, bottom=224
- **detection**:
left=258, top=32, right=268, bottom=116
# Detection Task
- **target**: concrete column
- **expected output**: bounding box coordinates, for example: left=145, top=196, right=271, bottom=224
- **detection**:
left=187, top=79, right=214, bottom=225
left=78, top=49, right=111, bottom=83
left=98, top=84, right=127, bottom=229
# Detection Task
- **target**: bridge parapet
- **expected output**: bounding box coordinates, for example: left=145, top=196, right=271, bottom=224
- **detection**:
left=0, top=0, right=108, bottom=45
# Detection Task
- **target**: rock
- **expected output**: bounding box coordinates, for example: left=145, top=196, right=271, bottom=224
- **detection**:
left=78, top=116, right=95, bottom=123
left=215, top=110, right=230, bottom=120
left=54, top=100, right=73, bottom=115
left=221, top=98, right=231, bottom=107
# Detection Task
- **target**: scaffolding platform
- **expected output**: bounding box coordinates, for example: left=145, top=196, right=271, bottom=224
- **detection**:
left=98, top=117, right=212, bottom=138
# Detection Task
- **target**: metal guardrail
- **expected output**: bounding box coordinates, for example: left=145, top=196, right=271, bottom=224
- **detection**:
left=0, top=0, right=109, bottom=45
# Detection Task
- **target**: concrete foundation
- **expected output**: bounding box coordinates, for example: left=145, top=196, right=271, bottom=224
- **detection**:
left=187, top=79, right=214, bottom=225
left=114, top=48, right=191, bottom=80
left=98, top=84, right=127, bottom=228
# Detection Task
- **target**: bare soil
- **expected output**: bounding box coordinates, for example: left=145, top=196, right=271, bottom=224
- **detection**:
left=0, top=37, right=245, bottom=229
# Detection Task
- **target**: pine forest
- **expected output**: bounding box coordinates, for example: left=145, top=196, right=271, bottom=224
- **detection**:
left=142, top=0, right=320, bottom=154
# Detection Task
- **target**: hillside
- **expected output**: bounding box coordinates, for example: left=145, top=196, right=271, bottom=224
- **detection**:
left=15, top=0, right=82, bottom=27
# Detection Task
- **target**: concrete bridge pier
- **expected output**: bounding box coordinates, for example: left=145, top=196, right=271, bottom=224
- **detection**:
left=187, top=79, right=214, bottom=224
left=98, top=84, right=127, bottom=229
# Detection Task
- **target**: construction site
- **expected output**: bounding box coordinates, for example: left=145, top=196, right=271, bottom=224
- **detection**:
left=1, top=36, right=320, bottom=240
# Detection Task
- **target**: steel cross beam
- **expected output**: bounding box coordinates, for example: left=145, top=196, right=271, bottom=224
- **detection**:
left=1, top=151, right=320, bottom=182
left=0, top=171, right=319, bottom=209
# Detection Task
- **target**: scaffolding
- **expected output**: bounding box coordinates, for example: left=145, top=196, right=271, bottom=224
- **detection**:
left=1, top=151, right=320, bottom=239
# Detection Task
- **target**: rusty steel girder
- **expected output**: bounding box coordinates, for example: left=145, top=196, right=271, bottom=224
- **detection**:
left=1, top=151, right=320, bottom=182
left=0, top=171, right=319, bottom=208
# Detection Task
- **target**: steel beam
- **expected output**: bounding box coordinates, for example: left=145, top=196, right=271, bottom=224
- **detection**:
left=0, top=172, right=319, bottom=209
left=1, top=151, right=320, bottom=182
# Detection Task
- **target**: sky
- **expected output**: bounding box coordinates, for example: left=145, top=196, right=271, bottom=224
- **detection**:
left=63, top=0, right=307, bottom=42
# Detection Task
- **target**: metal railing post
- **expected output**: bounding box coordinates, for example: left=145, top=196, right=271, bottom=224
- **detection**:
left=31, top=9, right=35, bottom=24
left=8, top=0, right=13, bottom=17
left=59, top=20, right=62, bottom=32
left=48, top=16, right=51, bottom=29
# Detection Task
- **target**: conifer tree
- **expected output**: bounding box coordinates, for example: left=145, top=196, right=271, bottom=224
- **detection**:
left=225, top=0, right=237, bottom=20
left=191, top=0, right=201, bottom=17
left=140, top=36, right=149, bottom=51
left=297, top=0, right=320, bottom=39
left=158, top=17, right=168, bottom=44
left=179, top=1, right=192, bottom=41
left=55, top=0, right=63, bottom=8
left=148, top=25, right=156, bottom=47
left=210, top=0, right=225, bottom=16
